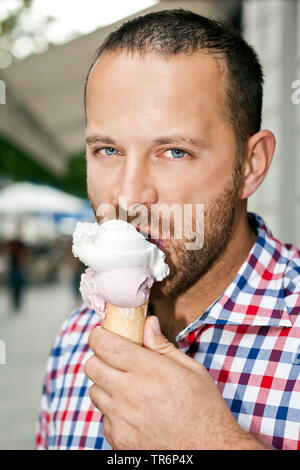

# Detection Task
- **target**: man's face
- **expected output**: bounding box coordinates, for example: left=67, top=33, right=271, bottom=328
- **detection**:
left=85, top=50, right=243, bottom=299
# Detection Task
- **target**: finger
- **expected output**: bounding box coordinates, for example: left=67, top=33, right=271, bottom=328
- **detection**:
left=88, top=325, right=146, bottom=372
left=102, top=415, right=114, bottom=448
left=143, top=316, right=205, bottom=374
left=84, top=354, right=125, bottom=396
left=89, top=383, right=111, bottom=416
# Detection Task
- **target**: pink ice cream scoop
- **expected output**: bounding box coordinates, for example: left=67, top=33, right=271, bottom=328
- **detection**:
left=80, top=265, right=154, bottom=319
left=79, top=267, right=106, bottom=318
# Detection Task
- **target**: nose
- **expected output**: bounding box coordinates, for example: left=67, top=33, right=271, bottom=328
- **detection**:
left=113, top=154, right=158, bottom=210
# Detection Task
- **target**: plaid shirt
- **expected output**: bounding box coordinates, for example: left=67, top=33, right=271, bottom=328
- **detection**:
left=35, top=212, right=300, bottom=450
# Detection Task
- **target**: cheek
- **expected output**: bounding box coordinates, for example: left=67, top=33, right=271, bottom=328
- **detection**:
left=87, top=157, right=116, bottom=202
left=197, top=123, right=237, bottom=194
left=203, top=160, right=232, bottom=189
left=195, top=154, right=236, bottom=202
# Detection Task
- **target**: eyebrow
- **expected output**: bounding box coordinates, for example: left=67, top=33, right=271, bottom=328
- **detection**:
left=85, top=134, right=205, bottom=148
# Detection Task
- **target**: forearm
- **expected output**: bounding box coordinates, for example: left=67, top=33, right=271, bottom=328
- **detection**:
left=212, top=424, right=271, bottom=450
left=188, top=415, right=271, bottom=450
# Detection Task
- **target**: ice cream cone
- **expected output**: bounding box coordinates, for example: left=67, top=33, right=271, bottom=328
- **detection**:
left=102, top=300, right=149, bottom=345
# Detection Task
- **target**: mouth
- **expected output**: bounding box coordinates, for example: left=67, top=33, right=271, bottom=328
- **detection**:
left=137, top=227, right=167, bottom=252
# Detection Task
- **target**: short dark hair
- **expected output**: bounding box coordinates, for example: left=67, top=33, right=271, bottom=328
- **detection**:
left=84, top=8, right=264, bottom=159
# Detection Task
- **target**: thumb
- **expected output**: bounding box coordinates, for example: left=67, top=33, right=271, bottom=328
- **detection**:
left=143, top=316, right=199, bottom=371
left=143, top=315, right=172, bottom=353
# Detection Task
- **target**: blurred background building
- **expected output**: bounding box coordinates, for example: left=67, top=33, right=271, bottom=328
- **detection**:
left=0, top=0, right=299, bottom=449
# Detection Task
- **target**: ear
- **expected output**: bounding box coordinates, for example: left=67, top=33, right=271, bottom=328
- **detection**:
left=238, top=129, right=276, bottom=200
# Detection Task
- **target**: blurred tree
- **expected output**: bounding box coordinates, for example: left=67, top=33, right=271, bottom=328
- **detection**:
left=0, top=1, right=87, bottom=197
left=0, top=0, right=55, bottom=67
left=63, top=152, right=87, bottom=198
left=0, top=134, right=62, bottom=188
left=0, top=134, right=87, bottom=197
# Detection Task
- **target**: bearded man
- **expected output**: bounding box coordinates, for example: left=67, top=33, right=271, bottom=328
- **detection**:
left=35, top=9, right=300, bottom=451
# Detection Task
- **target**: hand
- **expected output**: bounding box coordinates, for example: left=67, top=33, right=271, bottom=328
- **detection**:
left=84, top=316, right=267, bottom=450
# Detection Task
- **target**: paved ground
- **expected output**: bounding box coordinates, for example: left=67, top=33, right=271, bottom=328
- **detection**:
left=0, top=277, right=82, bottom=449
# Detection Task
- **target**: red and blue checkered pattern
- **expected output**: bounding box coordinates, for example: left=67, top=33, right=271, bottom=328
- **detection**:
left=35, top=212, right=300, bottom=450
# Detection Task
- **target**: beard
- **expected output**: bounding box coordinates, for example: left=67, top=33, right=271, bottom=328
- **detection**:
left=88, top=156, right=243, bottom=302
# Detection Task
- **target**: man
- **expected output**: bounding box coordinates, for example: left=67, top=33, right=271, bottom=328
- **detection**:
left=35, top=10, right=300, bottom=450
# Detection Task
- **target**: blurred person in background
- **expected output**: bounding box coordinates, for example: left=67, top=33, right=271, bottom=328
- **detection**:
left=6, top=221, right=28, bottom=312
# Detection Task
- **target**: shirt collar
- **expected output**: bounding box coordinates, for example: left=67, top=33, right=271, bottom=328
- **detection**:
left=177, top=212, right=293, bottom=343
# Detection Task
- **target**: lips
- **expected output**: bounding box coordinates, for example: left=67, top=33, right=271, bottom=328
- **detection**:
left=137, top=227, right=167, bottom=252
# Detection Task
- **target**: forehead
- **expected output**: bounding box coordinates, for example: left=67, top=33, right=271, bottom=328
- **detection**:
left=86, top=50, right=228, bottom=128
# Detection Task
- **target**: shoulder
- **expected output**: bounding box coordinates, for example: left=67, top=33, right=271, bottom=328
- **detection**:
left=282, top=241, right=300, bottom=292
left=279, top=240, right=300, bottom=323
left=52, top=303, right=100, bottom=351
left=59, top=303, right=98, bottom=337
left=46, top=304, right=100, bottom=377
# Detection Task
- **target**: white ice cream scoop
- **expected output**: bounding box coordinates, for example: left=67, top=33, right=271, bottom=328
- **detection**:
left=72, top=219, right=170, bottom=281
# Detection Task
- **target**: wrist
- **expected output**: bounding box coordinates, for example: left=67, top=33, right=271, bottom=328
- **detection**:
left=215, top=424, right=269, bottom=450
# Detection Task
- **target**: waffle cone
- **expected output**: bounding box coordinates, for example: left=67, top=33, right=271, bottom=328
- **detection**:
left=102, top=300, right=149, bottom=345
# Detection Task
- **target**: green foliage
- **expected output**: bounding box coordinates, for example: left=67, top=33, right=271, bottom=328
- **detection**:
left=0, top=133, right=62, bottom=188
left=63, top=151, right=87, bottom=198
left=0, top=0, right=55, bottom=65
left=0, top=133, right=87, bottom=198
left=0, top=1, right=88, bottom=197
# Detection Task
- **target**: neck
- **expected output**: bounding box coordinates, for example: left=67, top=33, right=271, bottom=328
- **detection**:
left=151, top=204, right=257, bottom=345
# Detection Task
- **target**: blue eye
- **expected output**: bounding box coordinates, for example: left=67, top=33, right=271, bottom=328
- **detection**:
left=100, top=147, right=118, bottom=156
left=92, top=146, right=190, bottom=159
left=165, top=149, right=187, bottom=159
